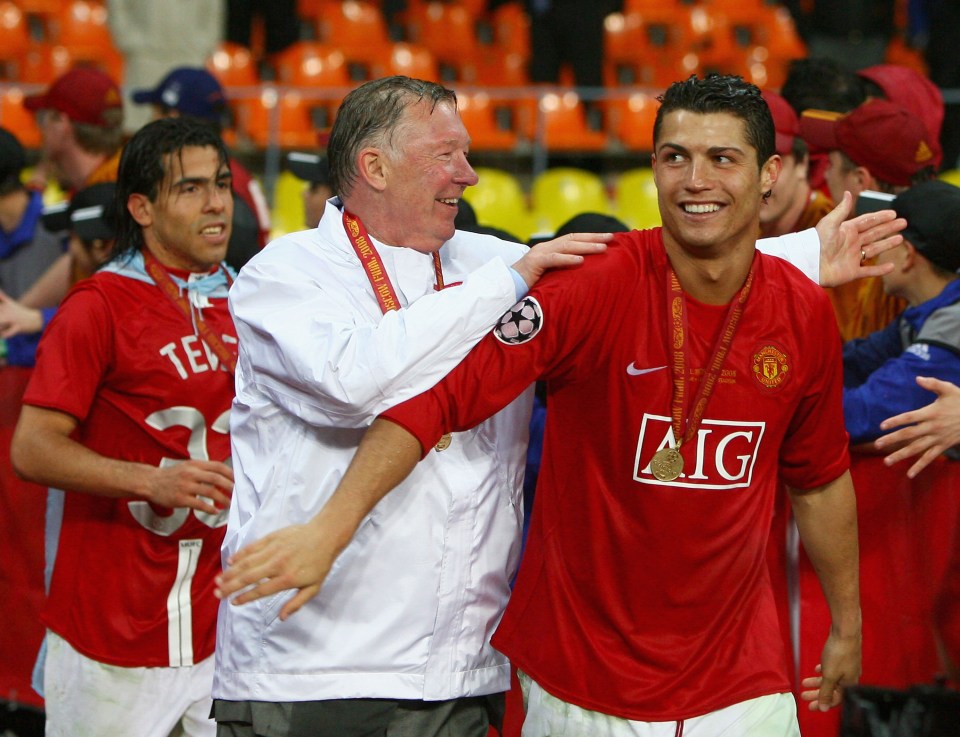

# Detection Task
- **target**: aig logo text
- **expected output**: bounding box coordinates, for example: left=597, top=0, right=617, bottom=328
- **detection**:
left=634, top=414, right=766, bottom=489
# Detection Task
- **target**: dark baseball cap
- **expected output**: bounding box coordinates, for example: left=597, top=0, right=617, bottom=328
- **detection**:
left=800, top=99, right=936, bottom=187
left=286, top=151, right=330, bottom=185
left=133, top=67, right=227, bottom=123
left=893, top=180, right=960, bottom=273
left=0, top=127, right=26, bottom=183
left=42, top=182, right=116, bottom=242
left=24, top=67, right=122, bottom=126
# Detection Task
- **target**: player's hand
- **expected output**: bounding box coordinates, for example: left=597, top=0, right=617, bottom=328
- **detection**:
left=0, top=289, right=44, bottom=338
left=875, top=376, right=960, bottom=478
left=512, top=232, right=611, bottom=287
left=145, top=459, right=233, bottom=514
left=800, top=629, right=862, bottom=712
left=816, top=191, right=906, bottom=287
left=215, top=518, right=343, bottom=620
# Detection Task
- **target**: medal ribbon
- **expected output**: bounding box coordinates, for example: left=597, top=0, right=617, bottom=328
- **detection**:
left=666, top=252, right=757, bottom=454
left=143, top=249, right=236, bottom=374
left=342, top=210, right=445, bottom=315
left=342, top=210, right=451, bottom=450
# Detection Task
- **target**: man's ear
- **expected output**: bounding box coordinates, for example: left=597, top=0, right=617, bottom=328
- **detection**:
left=901, top=240, right=919, bottom=271
left=761, top=154, right=782, bottom=195
left=127, top=193, right=152, bottom=228
left=856, top=166, right=876, bottom=193
left=357, top=147, right=388, bottom=192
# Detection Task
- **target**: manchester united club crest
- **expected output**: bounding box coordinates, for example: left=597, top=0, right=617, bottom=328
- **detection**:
left=752, top=344, right=790, bottom=390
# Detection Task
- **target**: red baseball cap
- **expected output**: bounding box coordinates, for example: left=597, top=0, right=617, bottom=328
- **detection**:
left=857, top=64, right=944, bottom=168
left=24, top=67, right=123, bottom=126
left=799, top=99, right=936, bottom=187
left=763, top=90, right=799, bottom=156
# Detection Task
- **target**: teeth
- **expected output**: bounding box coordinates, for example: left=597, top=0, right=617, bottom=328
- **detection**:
left=202, top=226, right=222, bottom=235
left=438, top=198, right=459, bottom=205
left=684, top=203, right=721, bottom=214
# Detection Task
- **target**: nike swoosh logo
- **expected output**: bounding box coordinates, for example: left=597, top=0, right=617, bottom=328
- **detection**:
left=626, top=363, right=667, bottom=376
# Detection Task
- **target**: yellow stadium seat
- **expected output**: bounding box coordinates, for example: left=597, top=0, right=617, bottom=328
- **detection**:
left=938, top=169, right=960, bottom=189
left=530, top=167, right=612, bottom=234
left=269, top=169, right=307, bottom=239
left=615, top=167, right=661, bottom=230
left=463, top=166, right=531, bottom=242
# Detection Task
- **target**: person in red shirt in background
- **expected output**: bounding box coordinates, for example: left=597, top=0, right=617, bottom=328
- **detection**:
left=800, top=99, right=938, bottom=341
left=20, top=67, right=125, bottom=310
left=133, top=66, right=271, bottom=271
left=759, top=91, right=834, bottom=239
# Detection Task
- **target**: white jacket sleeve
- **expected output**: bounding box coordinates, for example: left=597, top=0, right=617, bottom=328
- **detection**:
left=756, top=228, right=820, bottom=284
left=230, top=247, right=522, bottom=429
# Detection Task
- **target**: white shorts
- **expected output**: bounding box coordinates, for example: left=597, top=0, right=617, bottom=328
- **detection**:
left=518, top=671, right=800, bottom=737
left=44, top=631, right=216, bottom=737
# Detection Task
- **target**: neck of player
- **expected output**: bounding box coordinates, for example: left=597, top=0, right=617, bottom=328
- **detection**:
left=662, top=235, right=757, bottom=305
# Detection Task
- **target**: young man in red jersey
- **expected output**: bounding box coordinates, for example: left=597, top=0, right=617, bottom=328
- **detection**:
left=11, top=116, right=237, bottom=737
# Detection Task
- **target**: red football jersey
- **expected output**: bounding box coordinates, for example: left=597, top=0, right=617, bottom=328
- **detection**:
left=384, top=229, right=850, bottom=721
left=23, top=267, right=237, bottom=668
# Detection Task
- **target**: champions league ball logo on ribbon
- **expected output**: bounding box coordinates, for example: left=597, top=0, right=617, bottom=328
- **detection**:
left=494, top=296, right=544, bottom=345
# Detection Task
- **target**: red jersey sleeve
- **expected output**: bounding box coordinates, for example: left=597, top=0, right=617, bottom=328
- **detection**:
left=778, top=283, right=850, bottom=489
left=23, top=282, right=115, bottom=422
left=383, top=237, right=643, bottom=456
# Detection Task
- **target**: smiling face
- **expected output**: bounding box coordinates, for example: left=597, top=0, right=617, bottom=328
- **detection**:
left=372, top=100, right=478, bottom=253
left=652, top=110, right=779, bottom=256
left=131, top=145, right=233, bottom=272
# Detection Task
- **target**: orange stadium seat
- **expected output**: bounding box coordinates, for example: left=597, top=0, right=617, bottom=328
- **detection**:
left=606, top=92, right=657, bottom=152
left=533, top=91, right=608, bottom=152
left=236, top=88, right=316, bottom=149
left=605, top=8, right=704, bottom=90
left=490, top=1, right=529, bottom=60
left=473, top=48, right=528, bottom=87
left=456, top=91, right=517, bottom=152
left=0, top=1, right=31, bottom=63
left=48, top=0, right=123, bottom=80
left=296, top=0, right=337, bottom=22
left=272, top=41, right=350, bottom=131
left=207, top=41, right=260, bottom=87
left=404, top=1, right=480, bottom=82
left=373, top=42, right=439, bottom=82
left=0, top=86, right=42, bottom=147
left=16, top=41, right=72, bottom=84
left=315, top=0, right=392, bottom=79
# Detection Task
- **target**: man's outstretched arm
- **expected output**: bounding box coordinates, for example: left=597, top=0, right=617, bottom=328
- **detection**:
left=215, top=418, right=423, bottom=620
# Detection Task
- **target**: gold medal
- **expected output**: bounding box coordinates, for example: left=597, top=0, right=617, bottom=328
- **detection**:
left=651, top=446, right=684, bottom=482
left=435, top=433, right=452, bottom=452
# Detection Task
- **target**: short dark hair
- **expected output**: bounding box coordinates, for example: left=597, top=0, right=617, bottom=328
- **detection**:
left=654, top=74, right=775, bottom=170
left=327, top=76, right=458, bottom=199
left=111, top=116, right=229, bottom=262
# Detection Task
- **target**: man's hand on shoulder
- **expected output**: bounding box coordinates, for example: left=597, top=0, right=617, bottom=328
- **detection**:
left=512, top=232, right=611, bottom=287
left=817, top=191, right=906, bottom=287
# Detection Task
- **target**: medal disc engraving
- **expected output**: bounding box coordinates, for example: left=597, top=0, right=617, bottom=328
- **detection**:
left=651, top=447, right=684, bottom=481
left=435, top=433, right=452, bottom=452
